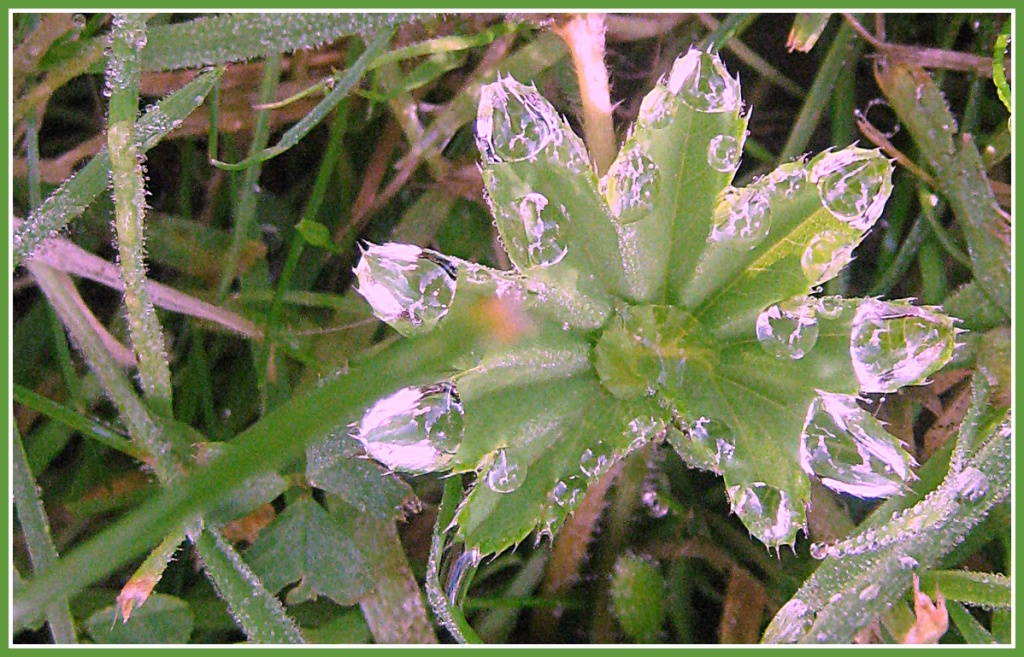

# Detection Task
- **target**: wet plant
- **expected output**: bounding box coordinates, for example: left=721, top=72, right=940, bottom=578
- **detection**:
left=12, top=12, right=1011, bottom=645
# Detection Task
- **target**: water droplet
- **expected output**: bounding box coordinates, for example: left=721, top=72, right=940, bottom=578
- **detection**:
left=809, top=542, right=829, bottom=560
left=801, top=230, right=856, bottom=285
left=353, top=382, right=464, bottom=474
left=477, top=76, right=561, bottom=163
left=928, top=193, right=940, bottom=207
left=667, top=415, right=735, bottom=474
left=72, top=14, right=87, bottom=30
left=550, top=477, right=584, bottom=508
left=810, top=147, right=894, bottom=232
left=815, top=295, right=846, bottom=319
left=898, top=555, right=919, bottom=569
left=708, top=186, right=771, bottom=249
left=763, top=598, right=815, bottom=643
left=726, top=481, right=803, bottom=547
left=756, top=296, right=819, bottom=360
left=641, top=486, right=670, bottom=518
left=515, top=193, right=568, bottom=267
left=765, top=162, right=807, bottom=198
left=850, top=299, right=958, bottom=393
left=665, top=49, right=741, bottom=113
left=354, top=242, right=457, bottom=337
left=636, top=85, right=676, bottom=129
left=707, top=134, right=741, bottom=172
left=603, top=143, right=661, bottom=223
left=485, top=448, right=525, bottom=493
left=953, top=466, right=989, bottom=502
left=580, top=447, right=610, bottom=479
left=858, top=582, right=881, bottom=601
left=799, top=392, right=917, bottom=498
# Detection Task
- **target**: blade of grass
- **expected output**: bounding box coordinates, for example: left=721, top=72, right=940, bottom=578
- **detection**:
left=946, top=600, right=996, bottom=644
left=14, top=384, right=145, bottom=460
left=919, top=571, right=1010, bottom=610
left=140, top=13, right=425, bottom=71
left=210, top=28, right=394, bottom=173
left=107, top=14, right=172, bottom=417
left=13, top=424, right=77, bottom=643
left=13, top=67, right=223, bottom=270
left=193, top=529, right=304, bottom=643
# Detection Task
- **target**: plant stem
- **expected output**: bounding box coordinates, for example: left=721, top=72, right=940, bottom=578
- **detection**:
left=556, top=14, right=617, bottom=175
left=107, top=13, right=173, bottom=418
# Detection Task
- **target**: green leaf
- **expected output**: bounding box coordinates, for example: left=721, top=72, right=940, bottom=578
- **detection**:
left=295, top=219, right=342, bottom=254
left=607, top=49, right=748, bottom=302
left=306, top=435, right=417, bottom=521
left=85, top=593, right=194, bottom=644
left=244, top=497, right=375, bottom=606
left=947, top=600, right=996, bottom=644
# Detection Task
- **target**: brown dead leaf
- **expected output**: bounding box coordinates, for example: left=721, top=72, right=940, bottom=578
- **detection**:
left=902, top=573, right=948, bottom=643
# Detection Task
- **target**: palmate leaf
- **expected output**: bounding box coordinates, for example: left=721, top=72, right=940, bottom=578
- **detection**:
left=349, top=46, right=959, bottom=593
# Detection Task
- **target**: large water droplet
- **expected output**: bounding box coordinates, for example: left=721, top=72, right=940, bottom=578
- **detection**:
left=354, top=243, right=457, bottom=337
left=636, top=85, right=676, bottom=130
left=801, top=230, right=856, bottom=285
left=603, top=143, right=661, bottom=223
left=667, top=415, right=735, bottom=474
left=353, top=382, right=464, bottom=474
left=707, top=134, right=741, bottom=172
left=708, top=186, right=771, bottom=249
left=799, top=391, right=917, bottom=498
left=756, top=295, right=820, bottom=360
left=850, top=299, right=958, bottom=393
left=810, top=147, right=893, bottom=232
left=477, top=76, right=561, bottom=163
left=665, top=49, right=741, bottom=113
left=858, top=582, right=881, bottom=601
left=764, top=163, right=807, bottom=199
left=726, top=482, right=802, bottom=547
left=485, top=448, right=525, bottom=493
left=515, top=193, right=568, bottom=267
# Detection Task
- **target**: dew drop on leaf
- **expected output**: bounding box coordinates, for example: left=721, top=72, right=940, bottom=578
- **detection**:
left=725, top=481, right=803, bottom=547
left=801, top=230, right=856, bottom=285
left=810, top=147, right=893, bottom=232
left=353, top=382, right=464, bottom=474
left=515, top=192, right=569, bottom=267
left=602, top=143, right=661, bottom=223
left=580, top=446, right=611, bottom=479
left=476, top=76, right=561, bottom=164
left=858, top=582, right=881, bottom=601
left=799, top=392, right=917, bottom=498
left=708, top=186, right=771, bottom=249
left=666, top=415, right=735, bottom=474
left=485, top=448, right=525, bottom=493
left=763, top=597, right=816, bottom=644
left=756, top=295, right=820, bottom=360
left=850, top=299, right=958, bottom=393
left=953, top=466, right=989, bottom=502
left=665, top=48, right=741, bottom=113
left=636, top=85, right=676, bottom=130
left=707, top=134, right=742, bottom=172
left=354, top=243, right=457, bottom=337
left=815, top=295, right=846, bottom=319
